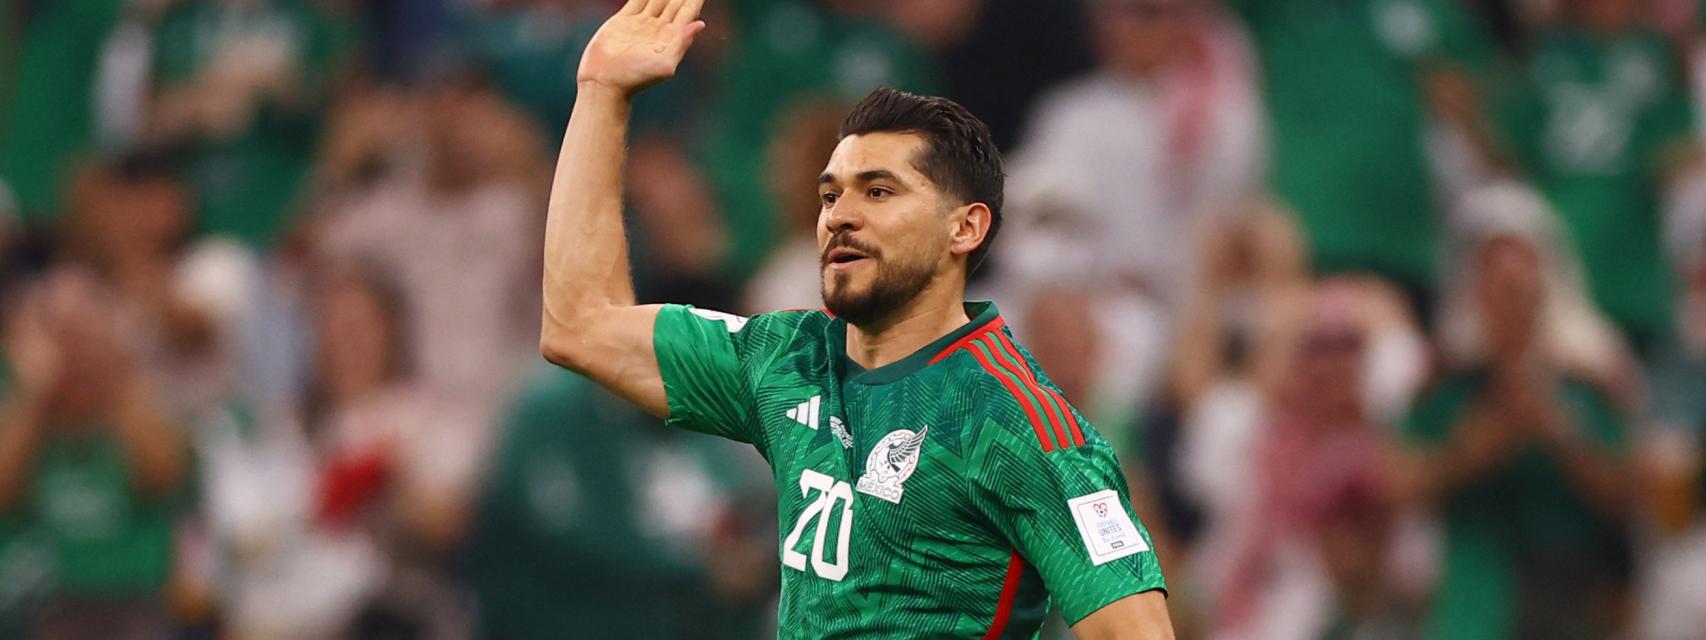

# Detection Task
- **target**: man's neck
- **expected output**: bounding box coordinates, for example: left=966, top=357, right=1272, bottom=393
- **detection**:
left=845, top=280, right=971, bottom=371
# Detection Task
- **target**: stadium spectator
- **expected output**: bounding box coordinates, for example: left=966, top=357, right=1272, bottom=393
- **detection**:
left=1001, top=0, right=1265, bottom=424
left=216, top=264, right=481, bottom=638
left=743, top=99, right=847, bottom=314
left=456, top=0, right=700, bottom=141
left=1393, top=184, right=1634, bottom=639
left=1230, top=0, right=1499, bottom=315
left=57, top=150, right=262, bottom=418
left=1636, top=169, right=1706, bottom=638
left=1198, top=278, right=1424, bottom=640
left=0, top=268, right=190, bottom=640
left=1142, top=203, right=1307, bottom=630
left=313, top=78, right=544, bottom=416
left=703, top=0, right=938, bottom=277
left=884, top=0, right=1094, bottom=152
left=468, top=365, right=775, bottom=639
left=1, top=0, right=177, bottom=224
left=145, top=0, right=354, bottom=250
left=1493, top=0, right=1699, bottom=350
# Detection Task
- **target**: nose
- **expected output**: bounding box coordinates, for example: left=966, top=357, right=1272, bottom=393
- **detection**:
left=823, top=199, right=864, bottom=235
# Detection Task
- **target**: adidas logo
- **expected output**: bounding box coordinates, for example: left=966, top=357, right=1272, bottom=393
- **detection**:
left=786, top=395, right=822, bottom=430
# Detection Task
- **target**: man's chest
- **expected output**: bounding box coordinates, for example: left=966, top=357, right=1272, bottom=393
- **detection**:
left=757, top=377, right=994, bottom=583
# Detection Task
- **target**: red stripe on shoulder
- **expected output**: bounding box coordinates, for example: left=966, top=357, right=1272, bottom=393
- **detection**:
left=963, top=345, right=1054, bottom=452
left=983, top=552, right=1025, bottom=640
left=929, top=316, right=1007, bottom=365
left=977, top=335, right=1070, bottom=450
left=1045, top=387, right=1084, bottom=447
left=991, top=331, right=1085, bottom=447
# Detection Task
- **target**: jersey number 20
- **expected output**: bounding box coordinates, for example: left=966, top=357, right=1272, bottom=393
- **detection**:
left=782, top=469, right=854, bottom=581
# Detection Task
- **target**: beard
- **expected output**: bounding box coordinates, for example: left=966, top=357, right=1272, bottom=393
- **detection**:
left=821, top=237, right=937, bottom=328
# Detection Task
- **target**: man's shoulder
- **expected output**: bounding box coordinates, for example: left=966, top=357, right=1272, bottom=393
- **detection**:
left=675, top=307, right=837, bottom=371
left=934, top=333, right=1092, bottom=455
left=734, top=307, right=836, bottom=349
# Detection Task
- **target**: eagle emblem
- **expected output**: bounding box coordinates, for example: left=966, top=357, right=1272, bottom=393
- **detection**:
left=856, top=426, right=928, bottom=504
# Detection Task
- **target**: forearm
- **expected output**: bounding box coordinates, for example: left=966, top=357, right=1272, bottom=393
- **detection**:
left=542, top=82, right=639, bottom=341
left=110, top=380, right=188, bottom=499
left=0, top=396, right=46, bottom=510
left=1071, top=591, right=1175, bottom=640
left=1393, top=411, right=1506, bottom=505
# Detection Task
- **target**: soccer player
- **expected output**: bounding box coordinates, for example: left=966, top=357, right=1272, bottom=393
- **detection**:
left=539, top=1, right=1174, bottom=637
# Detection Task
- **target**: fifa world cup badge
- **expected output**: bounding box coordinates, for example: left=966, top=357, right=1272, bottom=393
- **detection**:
left=856, top=426, right=928, bottom=504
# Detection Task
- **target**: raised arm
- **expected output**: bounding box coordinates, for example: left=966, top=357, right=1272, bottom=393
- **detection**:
left=539, top=0, right=706, bottom=417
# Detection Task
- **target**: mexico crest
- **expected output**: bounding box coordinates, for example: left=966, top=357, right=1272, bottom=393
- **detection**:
left=856, top=426, right=928, bottom=504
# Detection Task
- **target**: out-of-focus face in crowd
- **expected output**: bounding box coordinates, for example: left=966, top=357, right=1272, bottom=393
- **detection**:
left=11, top=271, right=131, bottom=426
left=1475, top=236, right=1545, bottom=362
left=1294, top=283, right=1367, bottom=421
left=1568, top=0, right=1644, bottom=32
left=771, top=102, right=850, bottom=238
left=69, top=159, right=192, bottom=265
left=423, top=85, right=490, bottom=193
left=1090, top=0, right=1195, bottom=76
left=314, top=270, right=405, bottom=404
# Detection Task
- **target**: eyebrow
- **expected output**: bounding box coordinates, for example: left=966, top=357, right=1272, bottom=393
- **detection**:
left=819, top=169, right=903, bottom=186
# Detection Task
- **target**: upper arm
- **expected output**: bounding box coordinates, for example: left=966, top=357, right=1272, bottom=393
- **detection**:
left=1070, top=591, right=1175, bottom=640
left=541, top=304, right=771, bottom=447
left=541, top=304, right=670, bottom=418
left=969, top=420, right=1167, bottom=625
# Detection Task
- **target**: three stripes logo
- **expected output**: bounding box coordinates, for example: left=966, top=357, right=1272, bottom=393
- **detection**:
left=786, top=395, right=822, bottom=430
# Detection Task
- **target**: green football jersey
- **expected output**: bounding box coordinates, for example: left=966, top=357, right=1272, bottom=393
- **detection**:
left=653, top=301, right=1166, bottom=638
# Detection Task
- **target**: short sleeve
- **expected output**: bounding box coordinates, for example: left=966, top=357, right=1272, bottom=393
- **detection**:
left=970, top=424, right=1166, bottom=625
left=651, top=304, right=765, bottom=448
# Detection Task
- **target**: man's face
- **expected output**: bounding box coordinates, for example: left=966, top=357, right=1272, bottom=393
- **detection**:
left=1476, top=237, right=1544, bottom=358
left=1092, top=0, right=1191, bottom=76
left=816, top=132, right=954, bottom=327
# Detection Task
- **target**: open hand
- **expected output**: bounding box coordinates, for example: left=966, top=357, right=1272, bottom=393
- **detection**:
left=577, top=0, right=707, bottom=97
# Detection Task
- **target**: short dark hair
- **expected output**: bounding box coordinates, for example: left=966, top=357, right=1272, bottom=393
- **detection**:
left=839, top=87, right=1004, bottom=274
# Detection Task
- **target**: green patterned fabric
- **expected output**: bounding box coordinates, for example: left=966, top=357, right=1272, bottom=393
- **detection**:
left=652, top=302, right=1165, bottom=638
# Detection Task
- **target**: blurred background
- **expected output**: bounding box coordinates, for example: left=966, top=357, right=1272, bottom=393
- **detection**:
left=3, top=0, right=1706, bottom=638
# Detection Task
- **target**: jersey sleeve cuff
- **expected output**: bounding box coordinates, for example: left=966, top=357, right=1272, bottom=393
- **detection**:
left=1061, top=582, right=1169, bottom=627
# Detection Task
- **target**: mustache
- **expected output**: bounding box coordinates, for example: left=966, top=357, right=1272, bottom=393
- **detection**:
left=821, top=234, right=881, bottom=268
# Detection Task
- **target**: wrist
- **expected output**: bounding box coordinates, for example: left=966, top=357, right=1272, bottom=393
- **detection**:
left=576, top=80, right=638, bottom=106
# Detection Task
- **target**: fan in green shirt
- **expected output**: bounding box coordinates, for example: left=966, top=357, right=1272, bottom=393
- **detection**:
left=467, top=365, right=772, bottom=640
left=1228, top=0, right=1498, bottom=295
left=148, top=0, right=354, bottom=249
left=1395, top=223, right=1633, bottom=639
left=1495, top=8, right=1695, bottom=348
left=0, top=271, right=191, bottom=636
left=0, top=0, right=122, bottom=224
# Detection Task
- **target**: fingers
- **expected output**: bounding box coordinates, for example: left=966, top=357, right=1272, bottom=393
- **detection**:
left=619, top=0, right=645, bottom=15
left=676, top=19, right=706, bottom=51
left=642, top=0, right=668, bottom=17
left=660, top=0, right=687, bottom=23
left=671, top=0, right=705, bottom=24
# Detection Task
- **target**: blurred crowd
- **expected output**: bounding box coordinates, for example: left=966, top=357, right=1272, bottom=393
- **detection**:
left=4, top=0, right=1706, bottom=638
